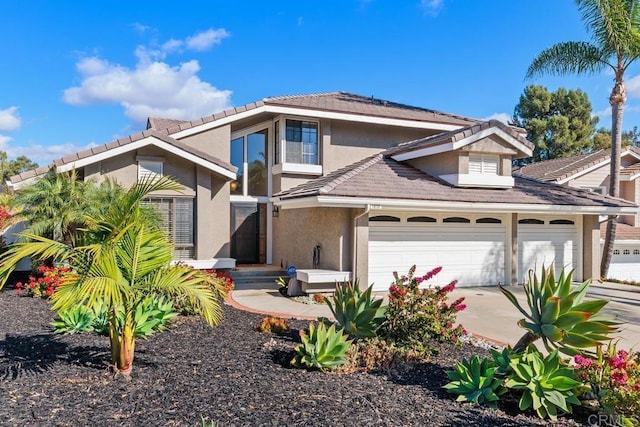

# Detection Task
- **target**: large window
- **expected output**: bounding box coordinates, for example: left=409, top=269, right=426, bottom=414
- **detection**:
left=138, top=159, right=163, bottom=182
left=144, top=198, right=194, bottom=259
left=230, top=130, right=268, bottom=197
left=285, top=119, right=318, bottom=165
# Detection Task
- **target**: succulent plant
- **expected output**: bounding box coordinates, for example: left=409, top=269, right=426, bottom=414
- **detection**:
left=291, top=322, right=351, bottom=370
left=500, top=266, right=619, bottom=355
left=444, top=355, right=506, bottom=408
left=52, top=305, right=96, bottom=334
left=490, top=346, right=517, bottom=376
left=505, top=347, right=582, bottom=420
left=324, top=280, right=386, bottom=339
left=256, top=316, right=290, bottom=333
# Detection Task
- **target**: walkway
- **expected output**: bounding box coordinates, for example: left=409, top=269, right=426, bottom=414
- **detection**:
left=229, top=280, right=640, bottom=349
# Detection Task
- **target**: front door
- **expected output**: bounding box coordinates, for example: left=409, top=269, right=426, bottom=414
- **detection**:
left=231, top=203, right=267, bottom=264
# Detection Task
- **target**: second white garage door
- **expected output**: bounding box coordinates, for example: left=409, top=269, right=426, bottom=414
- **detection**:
left=517, top=218, right=578, bottom=283
left=368, top=215, right=506, bottom=291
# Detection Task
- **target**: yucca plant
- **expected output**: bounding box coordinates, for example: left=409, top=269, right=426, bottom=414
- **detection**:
left=324, top=280, right=386, bottom=339
left=444, top=355, right=506, bottom=408
left=291, top=322, right=351, bottom=370
left=505, top=347, right=582, bottom=420
left=500, top=266, right=619, bottom=355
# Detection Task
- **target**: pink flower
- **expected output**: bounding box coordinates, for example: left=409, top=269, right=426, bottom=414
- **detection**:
left=422, top=266, right=443, bottom=281
left=574, top=355, right=594, bottom=369
left=611, top=370, right=628, bottom=386
left=454, top=303, right=467, bottom=312
left=416, top=277, right=424, bottom=284
left=440, top=281, right=457, bottom=293
left=610, top=350, right=629, bottom=369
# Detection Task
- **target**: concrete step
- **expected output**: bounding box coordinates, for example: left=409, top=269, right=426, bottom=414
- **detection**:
left=229, top=269, right=288, bottom=285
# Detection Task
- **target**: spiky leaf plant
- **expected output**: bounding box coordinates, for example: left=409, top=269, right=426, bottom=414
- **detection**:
left=324, top=280, right=386, bottom=339
left=505, top=347, right=582, bottom=421
left=444, top=355, right=506, bottom=408
left=499, top=266, right=619, bottom=355
left=291, top=322, right=351, bottom=370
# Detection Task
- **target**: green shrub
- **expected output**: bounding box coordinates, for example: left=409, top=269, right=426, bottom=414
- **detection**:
left=505, top=347, right=581, bottom=420
left=444, top=355, right=506, bottom=408
left=380, top=265, right=466, bottom=347
left=291, top=323, right=351, bottom=371
left=500, top=266, right=619, bottom=356
left=324, top=280, right=385, bottom=339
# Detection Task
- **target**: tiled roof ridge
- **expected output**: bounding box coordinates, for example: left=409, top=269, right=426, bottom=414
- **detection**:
left=317, top=153, right=384, bottom=194
left=263, top=91, right=343, bottom=101
left=515, top=174, right=637, bottom=207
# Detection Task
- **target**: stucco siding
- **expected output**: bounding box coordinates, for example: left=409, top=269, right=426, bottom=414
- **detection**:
left=408, top=151, right=460, bottom=177
left=272, top=207, right=354, bottom=273
left=196, top=167, right=230, bottom=258
left=180, top=124, right=231, bottom=159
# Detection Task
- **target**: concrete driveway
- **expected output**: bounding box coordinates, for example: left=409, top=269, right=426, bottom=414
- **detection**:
left=452, top=281, right=640, bottom=350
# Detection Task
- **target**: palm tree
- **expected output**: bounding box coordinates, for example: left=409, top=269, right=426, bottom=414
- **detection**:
left=0, top=176, right=223, bottom=374
left=12, top=169, right=89, bottom=247
left=526, top=0, right=640, bottom=278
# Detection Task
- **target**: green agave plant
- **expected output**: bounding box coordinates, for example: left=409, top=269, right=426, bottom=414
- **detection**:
left=291, top=322, right=351, bottom=370
left=444, top=355, right=506, bottom=408
left=505, top=347, right=582, bottom=421
left=324, top=280, right=386, bottom=339
left=51, top=305, right=95, bottom=334
left=500, top=266, right=619, bottom=355
left=490, top=346, right=517, bottom=376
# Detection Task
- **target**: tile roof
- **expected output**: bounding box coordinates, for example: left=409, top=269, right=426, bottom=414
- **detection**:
left=146, top=117, right=189, bottom=130
left=384, top=120, right=533, bottom=157
left=516, top=146, right=640, bottom=182
left=275, top=153, right=637, bottom=209
left=515, top=150, right=610, bottom=182
left=8, top=130, right=236, bottom=185
left=601, top=222, right=640, bottom=241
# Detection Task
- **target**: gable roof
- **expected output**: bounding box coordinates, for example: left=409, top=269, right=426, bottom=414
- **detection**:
left=515, top=147, right=640, bottom=183
left=274, top=153, right=637, bottom=214
left=601, top=222, right=640, bottom=241
left=8, top=130, right=237, bottom=189
left=146, top=117, right=189, bottom=130
left=149, top=91, right=480, bottom=138
left=385, top=120, right=532, bottom=160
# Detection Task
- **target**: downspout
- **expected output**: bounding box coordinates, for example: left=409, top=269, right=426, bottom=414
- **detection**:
left=352, top=206, right=370, bottom=282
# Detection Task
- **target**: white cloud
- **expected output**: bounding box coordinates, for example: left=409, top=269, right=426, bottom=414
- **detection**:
left=0, top=106, right=21, bottom=132
left=186, top=28, right=230, bottom=51
left=593, top=106, right=612, bottom=119
left=132, top=22, right=151, bottom=34
left=419, top=0, right=444, bottom=15
left=63, top=55, right=232, bottom=123
left=0, top=137, right=98, bottom=166
left=626, top=74, right=640, bottom=98
left=482, top=112, right=512, bottom=124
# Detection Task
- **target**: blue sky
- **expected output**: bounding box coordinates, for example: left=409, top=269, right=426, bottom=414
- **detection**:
left=2, top=0, right=639, bottom=165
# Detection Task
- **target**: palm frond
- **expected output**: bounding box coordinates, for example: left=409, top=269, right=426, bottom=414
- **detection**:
left=526, top=41, right=609, bottom=79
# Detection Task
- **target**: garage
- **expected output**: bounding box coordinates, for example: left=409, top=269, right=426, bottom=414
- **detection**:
left=609, top=245, right=640, bottom=281
left=517, top=217, right=578, bottom=283
left=368, top=214, right=506, bottom=291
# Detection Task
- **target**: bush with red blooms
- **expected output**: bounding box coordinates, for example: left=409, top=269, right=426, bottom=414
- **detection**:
left=381, top=264, right=466, bottom=346
left=205, top=269, right=234, bottom=297
left=574, top=343, right=640, bottom=422
left=15, top=265, right=71, bottom=299
left=174, top=269, right=235, bottom=315
left=0, top=206, right=11, bottom=230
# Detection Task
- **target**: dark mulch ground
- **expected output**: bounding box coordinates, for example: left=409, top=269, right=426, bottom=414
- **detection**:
left=0, top=290, right=592, bottom=426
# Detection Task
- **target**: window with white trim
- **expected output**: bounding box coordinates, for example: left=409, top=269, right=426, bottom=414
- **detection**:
left=138, top=160, right=163, bottom=182
left=285, top=119, right=319, bottom=165
left=469, top=154, right=499, bottom=175
left=143, top=197, right=194, bottom=260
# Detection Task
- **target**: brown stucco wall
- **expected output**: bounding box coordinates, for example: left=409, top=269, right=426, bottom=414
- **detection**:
left=408, top=151, right=460, bottom=177
left=323, top=120, right=433, bottom=174
left=272, top=207, right=354, bottom=272
left=179, top=124, right=231, bottom=159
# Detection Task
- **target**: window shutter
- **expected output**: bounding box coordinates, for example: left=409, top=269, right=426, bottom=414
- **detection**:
left=138, top=160, right=163, bottom=181
left=469, top=155, right=483, bottom=174
left=469, top=154, right=498, bottom=174
left=174, top=199, right=194, bottom=245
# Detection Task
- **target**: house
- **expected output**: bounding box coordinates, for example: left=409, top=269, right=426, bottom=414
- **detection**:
left=516, top=147, right=640, bottom=281
left=7, top=92, right=637, bottom=289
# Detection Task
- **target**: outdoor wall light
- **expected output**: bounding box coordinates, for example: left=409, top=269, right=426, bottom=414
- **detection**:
left=230, top=181, right=238, bottom=191
left=272, top=205, right=280, bottom=217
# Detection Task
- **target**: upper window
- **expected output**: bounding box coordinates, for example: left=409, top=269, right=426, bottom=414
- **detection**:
left=469, top=154, right=499, bottom=175
left=285, top=119, right=319, bottom=165
left=138, top=160, right=163, bottom=182
left=230, top=130, right=268, bottom=197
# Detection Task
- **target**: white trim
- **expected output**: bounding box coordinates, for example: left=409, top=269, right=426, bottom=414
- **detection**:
left=272, top=163, right=323, bottom=175
left=603, top=239, right=640, bottom=245
left=56, top=136, right=237, bottom=180
left=230, top=195, right=270, bottom=203
left=622, top=171, right=640, bottom=181
left=439, top=173, right=514, bottom=188
left=171, top=104, right=464, bottom=139
left=274, top=195, right=638, bottom=215
left=391, top=128, right=533, bottom=162
left=230, top=119, right=273, bottom=140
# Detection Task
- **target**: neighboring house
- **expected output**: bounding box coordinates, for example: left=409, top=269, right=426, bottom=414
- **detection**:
left=516, top=147, right=640, bottom=281
left=6, top=92, right=637, bottom=289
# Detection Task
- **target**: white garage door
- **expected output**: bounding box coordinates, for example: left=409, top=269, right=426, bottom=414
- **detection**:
left=609, top=245, right=640, bottom=281
left=368, top=215, right=506, bottom=291
left=518, top=218, right=577, bottom=283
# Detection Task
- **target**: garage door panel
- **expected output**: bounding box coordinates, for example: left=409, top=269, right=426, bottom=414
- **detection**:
left=368, top=222, right=505, bottom=291
left=518, top=223, right=577, bottom=283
